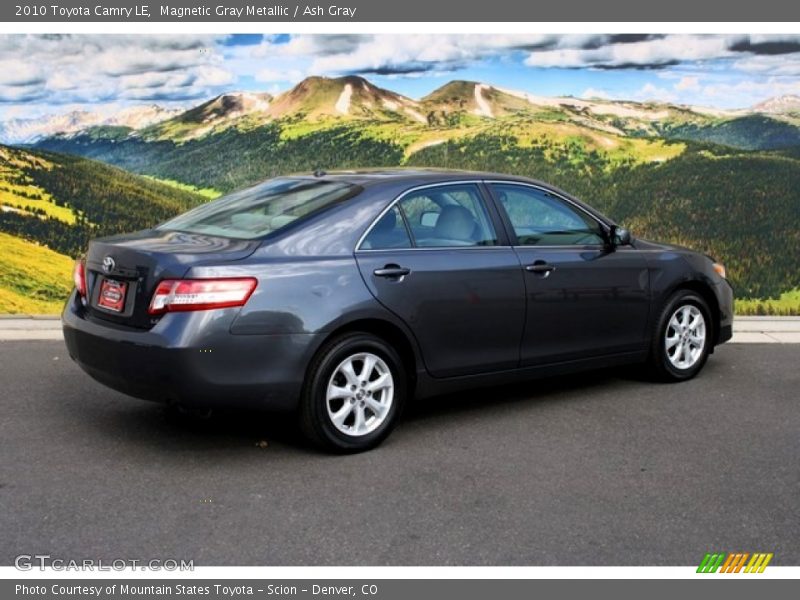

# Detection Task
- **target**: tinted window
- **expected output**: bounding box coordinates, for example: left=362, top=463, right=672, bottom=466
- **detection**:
left=361, top=206, right=412, bottom=249
left=398, top=184, right=497, bottom=247
left=158, top=178, right=359, bottom=239
left=492, top=184, right=604, bottom=246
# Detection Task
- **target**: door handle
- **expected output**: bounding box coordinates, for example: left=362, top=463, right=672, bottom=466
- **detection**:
left=373, top=265, right=411, bottom=279
left=525, top=261, right=556, bottom=275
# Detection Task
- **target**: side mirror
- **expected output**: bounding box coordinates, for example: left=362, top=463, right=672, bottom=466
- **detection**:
left=609, top=225, right=632, bottom=247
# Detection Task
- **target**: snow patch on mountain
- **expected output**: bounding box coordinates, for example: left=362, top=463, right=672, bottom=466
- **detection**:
left=752, top=95, right=800, bottom=114
left=335, top=84, right=353, bottom=115
left=473, top=84, right=493, bottom=118
left=404, top=107, right=427, bottom=124
left=497, top=86, right=672, bottom=120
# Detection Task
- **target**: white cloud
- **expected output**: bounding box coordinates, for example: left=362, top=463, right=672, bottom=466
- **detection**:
left=733, top=53, right=800, bottom=76
left=0, top=59, right=45, bottom=86
left=254, top=67, right=305, bottom=83
left=701, top=78, right=800, bottom=103
left=525, top=36, right=736, bottom=69
left=308, top=34, right=550, bottom=75
left=193, top=66, right=236, bottom=87
left=0, top=34, right=231, bottom=109
left=581, top=87, right=611, bottom=99
left=675, top=76, right=701, bottom=91
left=632, top=83, right=678, bottom=103
left=233, top=34, right=558, bottom=79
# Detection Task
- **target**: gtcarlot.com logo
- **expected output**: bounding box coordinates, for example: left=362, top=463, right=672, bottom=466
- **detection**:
left=14, top=554, right=194, bottom=571
left=697, top=552, right=773, bottom=573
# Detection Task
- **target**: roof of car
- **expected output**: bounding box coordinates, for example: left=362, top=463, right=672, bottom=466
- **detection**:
left=287, top=168, right=541, bottom=187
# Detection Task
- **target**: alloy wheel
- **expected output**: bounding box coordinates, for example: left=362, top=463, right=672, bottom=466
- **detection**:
left=326, top=352, right=394, bottom=436
left=664, top=304, right=707, bottom=370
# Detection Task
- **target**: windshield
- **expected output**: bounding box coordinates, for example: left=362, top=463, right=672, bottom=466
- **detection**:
left=157, top=178, right=360, bottom=239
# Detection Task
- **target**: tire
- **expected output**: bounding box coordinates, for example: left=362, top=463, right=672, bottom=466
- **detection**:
left=648, top=290, right=714, bottom=382
left=299, top=332, right=406, bottom=453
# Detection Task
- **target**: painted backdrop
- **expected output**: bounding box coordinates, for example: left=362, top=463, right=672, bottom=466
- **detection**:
left=1, top=34, right=799, bottom=313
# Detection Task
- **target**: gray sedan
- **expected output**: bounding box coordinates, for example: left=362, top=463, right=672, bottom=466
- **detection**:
left=63, top=169, right=733, bottom=452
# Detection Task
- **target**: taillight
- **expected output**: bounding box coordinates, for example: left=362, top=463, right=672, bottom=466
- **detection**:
left=148, top=278, right=257, bottom=315
left=73, top=259, right=87, bottom=299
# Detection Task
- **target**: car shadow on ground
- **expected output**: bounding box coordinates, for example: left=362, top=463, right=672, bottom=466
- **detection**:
left=74, top=364, right=648, bottom=455
left=403, top=367, right=626, bottom=422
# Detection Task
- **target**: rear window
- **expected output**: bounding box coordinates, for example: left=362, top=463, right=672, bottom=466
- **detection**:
left=157, top=178, right=360, bottom=239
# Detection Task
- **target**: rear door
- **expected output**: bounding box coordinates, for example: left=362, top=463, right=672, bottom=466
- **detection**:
left=355, top=182, right=526, bottom=378
left=487, top=182, right=650, bottom=366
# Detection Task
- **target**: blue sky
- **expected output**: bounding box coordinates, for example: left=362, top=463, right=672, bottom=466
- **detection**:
left=2, top=34, right=800, bottom=120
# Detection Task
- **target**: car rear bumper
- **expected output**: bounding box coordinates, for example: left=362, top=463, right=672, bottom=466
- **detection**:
left=62, top=293, right=320, bottom=411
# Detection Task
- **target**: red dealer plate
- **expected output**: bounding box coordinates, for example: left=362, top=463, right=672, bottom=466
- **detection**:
left=97, top=278, right=127, bottom=313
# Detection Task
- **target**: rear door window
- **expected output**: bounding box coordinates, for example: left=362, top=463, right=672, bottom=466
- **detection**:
left=360, top=206, right=412, bottom=249
left=397, top=184, right=497, bottom=247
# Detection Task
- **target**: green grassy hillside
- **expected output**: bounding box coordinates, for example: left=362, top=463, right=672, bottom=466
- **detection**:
left=0, top=144, right=207, bottom=313
left=0, top=232, right=74, bottom=314
left=0, top=144, right=206, bottom=260
left=658, top=115, right=800, bottom=150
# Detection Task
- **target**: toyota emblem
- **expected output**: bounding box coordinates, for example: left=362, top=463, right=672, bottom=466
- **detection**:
left=102, top=256, right=115, bottom=273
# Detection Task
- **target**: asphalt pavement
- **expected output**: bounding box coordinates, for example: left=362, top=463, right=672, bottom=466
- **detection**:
left=0, top=341, right=797, bottom=566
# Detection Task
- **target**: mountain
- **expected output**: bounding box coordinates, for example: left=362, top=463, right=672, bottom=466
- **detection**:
left=140, top=76, right=424, bottom=142
left=0, top=111, right=99, bottom=144
left=23, top=76, right=800, bottom=151
left=108, top=105, right=185, bottom=129
left=266, top=75, right=423, bottom=122
left=183, top=92, right=273, bottom=122
left=0, top=105, right=180, bottom=144
left=422, top=80, right=532, bottom=118
left=143, top=92, right=273, bottom=140
left=416, top=81, right=800, bottom=149
left=30, top=75, right=800, bottom=163
left=752, top=95, right=800, bottom=114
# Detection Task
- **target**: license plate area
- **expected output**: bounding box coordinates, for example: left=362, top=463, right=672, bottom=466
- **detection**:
left=91, top=276, right=136, bottom=316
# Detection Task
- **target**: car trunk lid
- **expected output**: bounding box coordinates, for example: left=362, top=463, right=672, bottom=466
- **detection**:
left=84, top=229, right=260, bottom=329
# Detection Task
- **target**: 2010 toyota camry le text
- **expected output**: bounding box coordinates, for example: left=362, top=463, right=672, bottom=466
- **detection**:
left=63, top=169, right=734, bottom=452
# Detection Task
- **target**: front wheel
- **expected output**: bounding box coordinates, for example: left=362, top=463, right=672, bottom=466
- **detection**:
left=648, top=290, right=713, bottom=382
left=300, top=332, right=406, bottom=452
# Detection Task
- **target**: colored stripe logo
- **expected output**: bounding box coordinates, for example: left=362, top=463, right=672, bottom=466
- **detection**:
left=697, top=552, right=773, bottom=573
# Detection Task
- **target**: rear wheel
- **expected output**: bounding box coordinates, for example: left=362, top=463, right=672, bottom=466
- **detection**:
left=300, top=332, right=406, bottom=452
left=648, top=290, right=713, bottom=382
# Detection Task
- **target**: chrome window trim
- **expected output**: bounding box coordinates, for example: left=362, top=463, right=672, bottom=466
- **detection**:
left=355, top=180, right=498, bottom=252
left=355, top=179, right=612, bottom=253
left=354, top=246, right=514, bottom=253
left=484, top=180, right=609, bottom=249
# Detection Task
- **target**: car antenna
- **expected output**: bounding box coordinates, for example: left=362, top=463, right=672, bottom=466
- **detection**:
left=313, top=169, right=326, bottom=177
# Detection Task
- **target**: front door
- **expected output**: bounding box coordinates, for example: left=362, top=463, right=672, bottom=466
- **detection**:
left=487, top=182, right=650, bottom=366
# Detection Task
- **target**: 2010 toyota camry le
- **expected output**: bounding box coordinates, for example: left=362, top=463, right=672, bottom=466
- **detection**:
left=63, top=169, right=733, bottom=452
